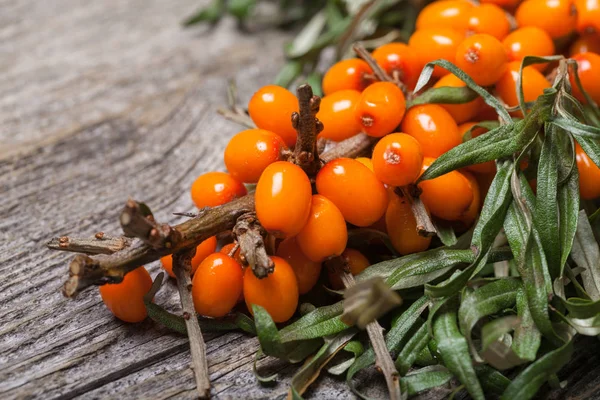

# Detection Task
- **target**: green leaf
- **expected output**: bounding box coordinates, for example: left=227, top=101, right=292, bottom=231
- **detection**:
left=145, top=303, right=187, bottom=334
left=286, top=10, right=328, bottom=58
left=501, top=339, right=574, bottom=400
left=434, top=219, right=458, bottom=247
left=306, top=72, right=323, bottom=97
left=227, top=0, right=256, bottom=20
left=400, top=366, right=454, bottom=397
left=408, top=86, right=478, bottom=108
left=516, top=56, right=565, bottom=116
left=571, top=210, right=600, bottom=300
left=458, top=278, right=521, bottom=360
left=182, top=0, right=224, bottom=26
left=279, top=301, right=348, bottom=342
left=433, top=296, right=484, bottom=400
left=395, top=322, right=431, bottom=375
left=552, top=115, right=600, bottom=139
left=253, top=305, right=287, bottom=358
left=414, top=59, right=511, bottom=123
left=461, top=120, right=501, bottom=142
left=418, top=124, right=518, bottom=182
left=347, top=296, right=430, bottom=382
left=327, top=340, right=364, bottom=375
left=289, top=330, right=357, bottom=397
left=415, top=343, right=437, bottom=367
left=575, top=135, right=600, bottom=168
left=512, top=288, right=541, bottom=361
left=475, top=365, right=511, bottom=396
left=480, top=316, right=524, bottom=370
left=557, top=149, right=580, bottom=275
left=274, top=61, right=303, bottom=89
left=563, top=314, right=600, bottom=336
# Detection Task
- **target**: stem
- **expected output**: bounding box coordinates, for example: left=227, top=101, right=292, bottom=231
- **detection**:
left=320, top=133, right=375, bottom=163
left=290, top=84, right=323, bottom=176
left=396, top=186, right=437, bottom=237
left=353, top=43, right=391, bottom=83
left=120, top=199, right=178, bottom=249
left=172, top=248, right=211, bottom=399
left=233, top=212, right=274, bottom=278
left=46, top=234, right=131, bottom=255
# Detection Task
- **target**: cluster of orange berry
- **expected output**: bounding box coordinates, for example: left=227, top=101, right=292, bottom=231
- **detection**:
left=98, top=0, right=600, bottom=325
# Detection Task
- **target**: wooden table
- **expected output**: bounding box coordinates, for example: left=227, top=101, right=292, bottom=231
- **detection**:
left=1, top=1, right=600, bottom=398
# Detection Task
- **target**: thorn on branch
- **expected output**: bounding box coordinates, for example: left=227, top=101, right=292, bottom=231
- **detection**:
left=120, top=199, right=180, bottom=249
left=233, top=212, right=274, bottom=279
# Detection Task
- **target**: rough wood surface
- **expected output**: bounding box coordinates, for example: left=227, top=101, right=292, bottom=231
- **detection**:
left=1, top=1, right=600, bottom=399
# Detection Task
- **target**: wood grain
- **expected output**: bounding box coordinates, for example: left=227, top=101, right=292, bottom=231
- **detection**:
left=1, top=0, right=600, bottom=399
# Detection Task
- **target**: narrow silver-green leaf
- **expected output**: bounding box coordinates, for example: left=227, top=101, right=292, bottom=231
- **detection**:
left=279, top=301, right=347, bottom=342
left=395, top=322, right=430, bottom=375
left=571, top=210, right=600, bottom=300
left=400, top=366, right=454, bottom=397
left=512, top=288, right=541, bottom=361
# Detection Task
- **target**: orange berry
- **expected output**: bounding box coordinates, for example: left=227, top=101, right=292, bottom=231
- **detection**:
left=190, top=171, right=247, bottom=209
left=409, top=28, right=465, bottom=77
left=248, top=85, right=299, bottom=146
left=317, top=90, right=362, bottom=141
left=569, top=34, right=600, bottom=55
left=455, top=34, right=508, bottom=86
left=322, top=58, right=374, bottom=95
left=576, top=143, right=600, bottom=199
left=575, top=0, right=600, bottom=35
left=459, top=170, right=482, bottom=227
left=434, top=73, right=484, bottom=123
left=570, top=52, right=600, bottom=104
left=355, top=82, right=406, bottom=137
left=401, top=104, right=462, bottom=157
left=466, top=4, right=511, bottom=40
left=372, top=43, right=422, bottom=88
left=419, top=157, right=474, bottom=221
left=244, top=256, right=299, bottom=323
left=219, top=242, right=244, bottom=265
left=459, top=122, right=496, bottom=174
left=386, top=193, right=432, bottom=255
left=316, top=158, right=389, bottom=227
left=355, top=157, right=374, bottom=171
left=515, top=0, right=577, bottom=39
left=99, top=266, right=152, bottom=323
left=192, top=253, right=243, bottom=318
left=297, top=195, right=348, bottom=262
left=416, top=0, right=475, bottom=32
left=502, top=27, right=556, bottom=71
left=276, top=238, right=322, bottom=294
left=160, top=236, right=218, bottom=278
left=328, top=248, right=371, bottom=290
left=224, top=129, right=286, bottom=184
left=372, top=133, right=424, bottom=186
left=496, top=61, right=551, bottom=116
left=255, top=161, right=312, bottom=238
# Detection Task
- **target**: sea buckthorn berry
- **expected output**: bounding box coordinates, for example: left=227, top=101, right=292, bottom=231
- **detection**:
left=322, top=58, right=374, bottom=95
left=160, top=236, right=218, bottom=278
left=316, top=158, right=389, bottom=227
left=570, top=52, right=600, bottom=104
left=570, top=35, right=600, bottom=55
left=317, top=90, right=362, bottom=141
left=416, top=0, right=475, bottom=32
left=244, top=256, right=299, bottom=323
left=418, top=157, right=474, bottom=221
left=575, top=0, right=600, bottom=35
left=459, top=122, right=496, bottom=174
left=515, top=0, right=577, bottom=39
left=248, top=85, right=299, bottom=146
left=401, top=104, right=462, bottom=157
left=455, top=34, right=508, bottom=86
left=459, top=170, right=482, bottom=227
left=385, top=193, right=432, bottom=255
left=328, top=248, right=371, bottom=290
left=496, top=61, right=551, bottom=116
left=255, top=161, right=312, bottom=238
left=276, top=238, right=322, bottom=294
left=224, top=129, right=286, bottom=184
left=99, top=266, right=152, bottom=323
left=372, top=43, right=422, bottom=89
left=192, top=253, right=243, bottom=318
left=433, top=73, right=484, bottom=123
left=409, top=28, right=465, bottom=77
left=355, top=82, right=406, bottom=137
left=372, top=133, right=424, bottom=187
left=576, top=143, right=600, bottom=200
left=297, top=195, right=348, bottom=263
left=502, top=27, right=556, bottom=71
left=466, top=4, right=511, bottom=40
left=190, top=171, right=247, bottom=209
left=355, top=157, right=374, bottom=171
left=219, top=242, right=244, bottom=265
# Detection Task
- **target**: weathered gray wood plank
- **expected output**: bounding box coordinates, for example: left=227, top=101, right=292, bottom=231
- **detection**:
left=2, top=0, right=600, bottom=399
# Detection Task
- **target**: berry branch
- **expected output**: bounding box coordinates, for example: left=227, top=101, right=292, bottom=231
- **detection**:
left=46, top=234, right=131, bottom=255
left=49, top=135, right=374, bottom=298
left=233, top=212, right=274, bottom=278
left=172, top=247, right=211, bottom=399
left=396, top=186, right=437, bottom=237
left=290, top=83, right=324, bottom=176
